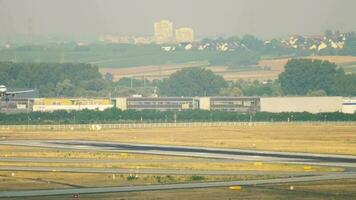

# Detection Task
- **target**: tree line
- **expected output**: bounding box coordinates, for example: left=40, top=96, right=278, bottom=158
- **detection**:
left=0, top=62, right=158, bottom=98
left=1, top=58, right=356, bottom=98
left=0, top=108, right=355, bottom=125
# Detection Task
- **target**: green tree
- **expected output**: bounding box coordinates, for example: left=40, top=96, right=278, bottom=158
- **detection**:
left=159, top=68, right=227, bottom=96
left=278, top=59, right=342, bottom=95
left=341, top=32, right=356, bottom=56
left=278, top=59, right=356, bottom=96
left=306, top=90, right=327, bottom=96
left=0, top=62, right=107, bottom=97
left=241, top=34, right=264, bottom=52
left=220, top=87, right=244, bottom=97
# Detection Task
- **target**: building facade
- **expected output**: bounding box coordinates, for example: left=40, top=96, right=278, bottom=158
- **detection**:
left=342, top=98, right=356, bottom=114
left=2, top=96, right=355, bottom=114
left=175, top=27, right=194, bottom=43
left=115, top=97, right=197, bottom=111
left=32, top=98, right=113, bottom=112
left=0, top=98, right=31, bottom=113
left=114, top=97, right=259, bottom=113
left=200, top=97, right=260, bottom=113
left=260, top=97, right=343, bottom=113
left=154, top=20, right=173, bottom=44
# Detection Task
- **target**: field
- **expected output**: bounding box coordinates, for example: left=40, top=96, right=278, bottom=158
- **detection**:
left=100, top=55, right=356, bottom=81
left=0, top=144, right=341, bottom=173
left=0, top=170, right=281, bottom=191
left=259, top=55, right=356, bottom=77
left=0, top=124, right=355, bottom=199
left=0, top=44, right=216, bottom=68
left=1, top=124, right=356, bottom=155
left=2, top=44, right=355, bottom=81
left=6, top=179, right=356, bottom=200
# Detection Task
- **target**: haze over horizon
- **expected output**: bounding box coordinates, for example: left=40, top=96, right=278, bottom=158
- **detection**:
left=0, top=0, right=355, bottom=39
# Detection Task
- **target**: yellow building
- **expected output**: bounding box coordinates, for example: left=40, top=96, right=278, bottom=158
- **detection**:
left=32, top=98, right=113, bottom=112
left=175, top=27, right=194, bottom=43
left=154, top=20, right=173, bottom=44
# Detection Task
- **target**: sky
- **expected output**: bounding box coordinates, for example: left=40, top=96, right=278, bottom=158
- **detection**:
left=0, top=0, right=355, bottom=39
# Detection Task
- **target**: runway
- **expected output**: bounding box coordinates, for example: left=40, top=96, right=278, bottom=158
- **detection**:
left=0, top=173, right=356, bottom=198
left=1, top=139, right=356, bottom=197
left=1, top=140, right=356, bottom=167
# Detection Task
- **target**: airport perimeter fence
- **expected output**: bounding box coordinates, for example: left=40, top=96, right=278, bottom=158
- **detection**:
left=0, top=121, right=355, bottom=131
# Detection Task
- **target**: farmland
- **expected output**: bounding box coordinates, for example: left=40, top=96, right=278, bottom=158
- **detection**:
left=2, top=43, right=356, bottom=82
left=1, top=124, right=356, bottom=155
left=101, top=55, right=356, bottom=81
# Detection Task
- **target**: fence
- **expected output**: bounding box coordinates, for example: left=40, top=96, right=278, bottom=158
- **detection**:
left=0, top=121, right=355, bottom=131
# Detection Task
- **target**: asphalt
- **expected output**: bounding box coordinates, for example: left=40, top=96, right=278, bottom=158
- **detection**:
left=1, top=139, right=356, bottom=197
left=1, top=173, right=356, bottom=198
left=1, top=140, right=356, bottom=167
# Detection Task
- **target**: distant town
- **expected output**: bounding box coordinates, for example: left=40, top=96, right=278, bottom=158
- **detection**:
left=99, top=20, right=194, bottom=45
left=95, top=20, right=349, bottom=54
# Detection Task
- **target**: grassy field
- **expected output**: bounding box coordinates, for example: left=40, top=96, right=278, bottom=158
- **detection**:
left=0, top=44, right=217, bottom=68
left=7, top=179, right=356, bottom=200
left=3, top=43, right=355, bottom=81
left=0, top=124, right=354, bottom=199
left=1, top=124, right=356, bottom=155
left=0, top=171, right=282, bottom=191
left=0, top=145, right=194, bottom=161
left=0, top=145, right=340, bottom=172
left=257, top=55, right=356, bottom=79
left=0, top=160, right=340, bottom=172
left=100, top=55, right=356, bottom=81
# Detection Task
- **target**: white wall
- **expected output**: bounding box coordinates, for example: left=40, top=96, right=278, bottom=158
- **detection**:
left=342, top=98, right=356, bottom=114
left=199, top=97, right=211, bottom=110
left=260, top=97, right=343, bottom=113
left=115, top=98, right=127, bottom=111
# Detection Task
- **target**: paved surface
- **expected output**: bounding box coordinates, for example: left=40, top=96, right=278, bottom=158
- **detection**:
left=1, top=139, right=356, bottom=197
left=0, top=173, right=356, bottom=198
left=1, top=140, right=356, bottom=167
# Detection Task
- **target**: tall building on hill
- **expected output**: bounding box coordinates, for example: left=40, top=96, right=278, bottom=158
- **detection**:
left=154, top=20, right=173, bottom=44
left=175, top=27, right=194, bottom=43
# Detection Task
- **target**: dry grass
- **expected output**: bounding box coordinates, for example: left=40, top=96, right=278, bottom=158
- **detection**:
left=15, top=179, right=356, bottom=200
left=258, top=55, right=356, bottom=80
left=1, top=124, right=356, bottom=155
left=0, top=171, right=281, bottom=191
left=99, top=61, right=209, bottom=81
left=99, top=56, right=356, bottom=82
left=0, top=145, right=194, bottom=161
left=0, top=161, right=342, bottom=173
left=100, top=64, right=275, bottom=82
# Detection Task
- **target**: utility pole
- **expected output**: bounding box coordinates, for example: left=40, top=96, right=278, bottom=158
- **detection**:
left=174, top=112, right=177, bottom=124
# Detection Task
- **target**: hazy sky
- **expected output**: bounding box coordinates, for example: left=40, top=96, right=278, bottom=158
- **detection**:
left=0, top=0, right=355, bottom=38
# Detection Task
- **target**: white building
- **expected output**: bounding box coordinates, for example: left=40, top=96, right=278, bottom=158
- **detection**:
left=175, top=27, right=194, bottom=43
left=342, top=98, right=356, bottom=114
left=154, top=20, right=173, bottom=44
left=260, top=97, right=343, bottom=114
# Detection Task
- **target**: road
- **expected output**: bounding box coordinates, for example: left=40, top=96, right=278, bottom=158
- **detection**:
left=0, top=173, right=356, bottom=198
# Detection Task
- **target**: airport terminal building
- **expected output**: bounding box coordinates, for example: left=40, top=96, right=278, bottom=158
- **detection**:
left=0, top=96, right=355, bottom=114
